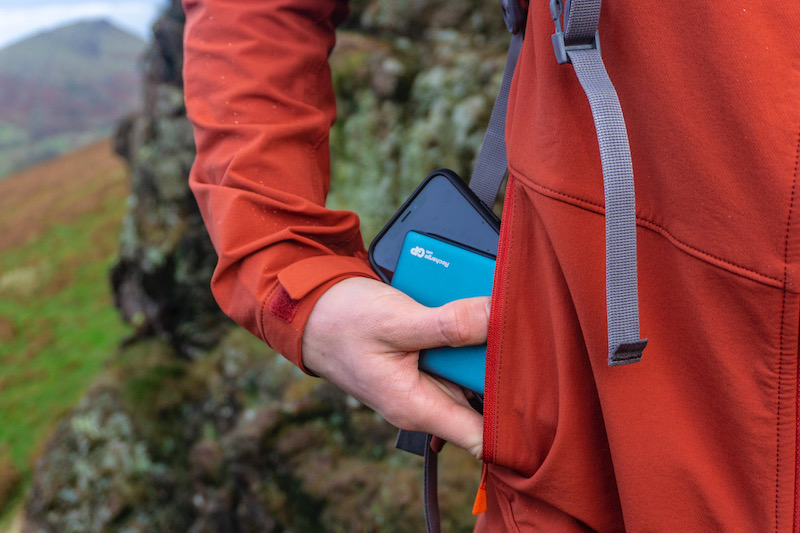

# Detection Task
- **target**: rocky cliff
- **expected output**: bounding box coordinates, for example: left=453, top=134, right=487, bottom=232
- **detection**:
left=22, top=0, right=509, bottom=531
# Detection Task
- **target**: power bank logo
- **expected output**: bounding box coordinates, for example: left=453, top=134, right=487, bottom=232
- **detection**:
left=409, top=246, right=450, bottom=268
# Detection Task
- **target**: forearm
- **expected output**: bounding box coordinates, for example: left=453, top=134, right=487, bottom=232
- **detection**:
left=183, top=0, right=377, bottom=369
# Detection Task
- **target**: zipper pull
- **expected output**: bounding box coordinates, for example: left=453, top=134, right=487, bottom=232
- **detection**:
left=472, top=462, right=488, bottom=515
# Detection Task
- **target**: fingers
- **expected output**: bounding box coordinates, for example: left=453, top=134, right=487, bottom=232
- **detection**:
left=423, top=401, right=483, bottom=460
left=417, top=375, right=483, bottom=459
left=302, top=277, right=487, bottom=458
left=382, top=373, right=483, bottom=459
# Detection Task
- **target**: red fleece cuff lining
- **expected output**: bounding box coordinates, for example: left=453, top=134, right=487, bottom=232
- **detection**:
left=269, top=287, right=301, bottom=323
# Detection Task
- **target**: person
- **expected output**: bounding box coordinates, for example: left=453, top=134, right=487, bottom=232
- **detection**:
left=182, top=0, right=800, bottom=530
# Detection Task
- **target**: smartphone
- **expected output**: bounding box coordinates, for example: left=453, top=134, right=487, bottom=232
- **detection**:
left=390, top=231, right=495, bottom=395
left=368, top=169, right=500, bottom=283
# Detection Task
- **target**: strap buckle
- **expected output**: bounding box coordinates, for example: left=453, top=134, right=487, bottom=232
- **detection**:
left=499, top=0, right=526, bottom=35
left=550, top=0, right=600, bottom=64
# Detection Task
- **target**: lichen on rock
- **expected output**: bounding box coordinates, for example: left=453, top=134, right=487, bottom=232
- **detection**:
left=110, top=0, right=229, bottom=359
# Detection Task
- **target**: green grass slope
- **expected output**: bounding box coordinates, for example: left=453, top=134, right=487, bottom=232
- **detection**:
left=0, top=139, right=131, bottom=520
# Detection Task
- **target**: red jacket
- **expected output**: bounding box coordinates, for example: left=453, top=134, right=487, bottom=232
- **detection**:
left=184, top=0, right=377, bottom=373
left=184, top=0, right=800, bottom=530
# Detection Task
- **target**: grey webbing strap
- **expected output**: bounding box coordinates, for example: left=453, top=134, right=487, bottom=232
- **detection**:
left=551, top=0, right=647, bottom=365
left=468, top=32, right=523, bottom=208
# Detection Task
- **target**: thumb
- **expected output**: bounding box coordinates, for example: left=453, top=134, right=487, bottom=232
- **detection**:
left=403, top=296, right=491, bottom=351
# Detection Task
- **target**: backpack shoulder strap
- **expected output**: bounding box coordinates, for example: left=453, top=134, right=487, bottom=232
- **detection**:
left=467, top=2, right=526, bottom=208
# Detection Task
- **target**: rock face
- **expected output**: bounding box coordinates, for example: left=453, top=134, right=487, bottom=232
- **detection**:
left=110, top=0, right=230, bottom=358
left=23, top=0, right=509, bottom=531
left=330, top=0, right=510, bottom=239
left=24, top=332, right=481, bottom=532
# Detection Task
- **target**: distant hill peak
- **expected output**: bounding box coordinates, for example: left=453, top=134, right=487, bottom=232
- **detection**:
left=0, top=19, right=145, bottom=57
left=0, top=17, right=149, bottom=177
left=44, top=18, right=139, bottom=40
left=0, top=18, right=147, bottom=77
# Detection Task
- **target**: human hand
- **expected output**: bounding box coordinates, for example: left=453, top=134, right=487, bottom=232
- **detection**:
left=302, top=277, right=488, bottom=459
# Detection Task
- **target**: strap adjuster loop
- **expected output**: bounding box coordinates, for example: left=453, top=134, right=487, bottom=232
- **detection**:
left=609, top=338, right=648, bottom=366
left=550, top=0, right=600, bottom=64
left=551, top=30, right=600, bottom=65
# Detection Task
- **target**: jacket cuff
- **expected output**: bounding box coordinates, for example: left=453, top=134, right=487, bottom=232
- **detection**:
left=260, top=254, right=380, bottom=373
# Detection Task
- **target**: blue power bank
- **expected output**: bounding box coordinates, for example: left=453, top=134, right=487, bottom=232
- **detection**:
left=390, top=231, right=495, bottom=395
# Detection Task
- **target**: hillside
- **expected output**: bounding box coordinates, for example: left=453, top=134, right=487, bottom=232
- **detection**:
left=0, top=20, right=146, bottom=178
left=0, top=139, right=131, bottom=520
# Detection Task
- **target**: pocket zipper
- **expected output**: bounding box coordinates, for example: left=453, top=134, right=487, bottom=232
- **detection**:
left=483, top=176, right=516, bottom=464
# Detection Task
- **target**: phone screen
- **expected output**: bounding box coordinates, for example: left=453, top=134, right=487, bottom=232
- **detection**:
left=369, top=170, right=500, bottom=282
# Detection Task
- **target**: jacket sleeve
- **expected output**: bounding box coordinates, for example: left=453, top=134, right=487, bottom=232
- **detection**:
left=183, top=0, right=379, bottom=371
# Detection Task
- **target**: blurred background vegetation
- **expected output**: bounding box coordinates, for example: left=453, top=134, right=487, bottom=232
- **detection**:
left=0, top=0, right=509, bottom=530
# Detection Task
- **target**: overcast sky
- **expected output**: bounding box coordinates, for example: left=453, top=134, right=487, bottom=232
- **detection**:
left=0, top=0, right=167, bottom=49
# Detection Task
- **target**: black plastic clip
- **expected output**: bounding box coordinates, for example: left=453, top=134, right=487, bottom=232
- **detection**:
left=396, top=429, right=429, bottom=456
left=550, top=0, right=600, bottom=64
left=499, top=0, right=526, bottom=35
